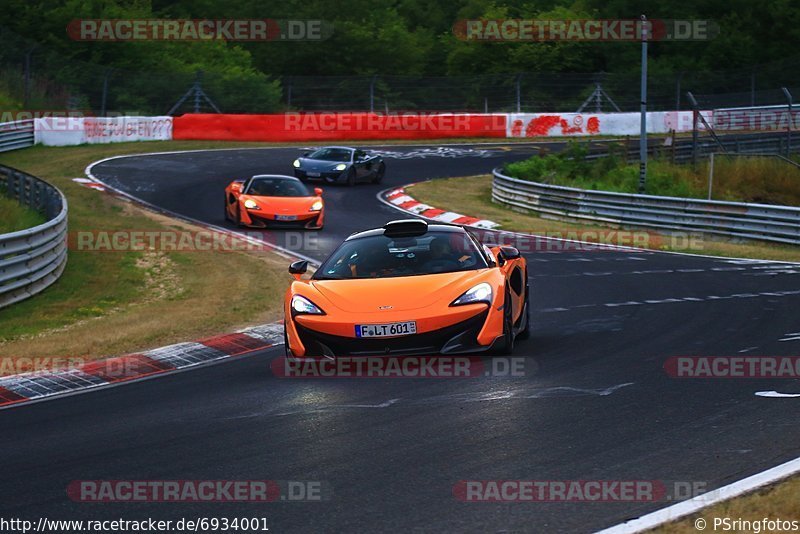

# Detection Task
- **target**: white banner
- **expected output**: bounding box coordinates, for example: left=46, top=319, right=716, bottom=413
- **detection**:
left=35, top=116, right=173, bottom=146
left=506, top=111, right=712, bottom=138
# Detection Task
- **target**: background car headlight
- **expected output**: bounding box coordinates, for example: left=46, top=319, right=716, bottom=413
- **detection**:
left=293, top=159, right=301, bottom=168
left=310, top=200, right=323, bottom=212
left=334, top=163, right=347, bottom=171
left=451, top=283, right=493, bottom=306
left=243, top=199, right=260, bottom=210
left=291, top=295, right=325, bottom=315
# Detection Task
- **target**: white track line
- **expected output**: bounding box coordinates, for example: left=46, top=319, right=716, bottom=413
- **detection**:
left=595, top=456, right=800, bottom=534
left=84, top=154, right=320, bottom=266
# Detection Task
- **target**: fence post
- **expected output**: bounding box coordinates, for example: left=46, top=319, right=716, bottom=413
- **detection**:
left=369, top=76, right=376, bottom=113
left=100, top=68, right=111, bottom=117
left=782, top=87, right=793, bottom=157
left=687, top=91, right=699, bottom=167
left=515, top=74, right=522, bottom=112
left=193, top=71, right=202, bottom=113
left=24, top=48, right=35, bottom=108
left=707, top=152, right=714, bottom=200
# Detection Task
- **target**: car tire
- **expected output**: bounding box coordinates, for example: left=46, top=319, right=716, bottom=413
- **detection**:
left=224, top=198, right=231, bottom=222
left=371, top=162, right=386, bottom=184
left=346, top=167, right=356, bottom=187
left=495, top=288, right=515, bottom=355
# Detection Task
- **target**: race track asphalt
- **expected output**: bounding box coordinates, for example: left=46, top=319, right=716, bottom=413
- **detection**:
left=2, top=142, right=800, bottom=533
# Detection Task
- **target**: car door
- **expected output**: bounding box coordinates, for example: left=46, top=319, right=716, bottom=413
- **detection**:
left=353, top=150, right=371, bottom=181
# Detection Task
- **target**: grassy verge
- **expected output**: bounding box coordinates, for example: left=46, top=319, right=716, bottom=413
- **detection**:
left=409, top=175, right=800, bottom=262
left=0, top=141, right=302, bottom=374
left=653, top=474, right=800, bottom=533
left=505, top=142, right=800, bottom=205
left=0, top=195, right=46, bottom=233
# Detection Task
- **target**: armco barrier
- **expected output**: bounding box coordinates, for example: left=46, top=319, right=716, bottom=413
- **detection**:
left=172, top=113, right=508, bottom=142
left=0, top=120, right=35, bottom=152
left=0, top=165, right=68, bottom=308
left=492, top=169, right=800, bottom=245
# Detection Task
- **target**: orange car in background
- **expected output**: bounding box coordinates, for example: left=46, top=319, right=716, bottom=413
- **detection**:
left=284, top=219, right=530, bottom=358
left=225, top=174, right=324, bottom=229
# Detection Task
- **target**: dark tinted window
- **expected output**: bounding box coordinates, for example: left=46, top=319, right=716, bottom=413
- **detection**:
left=247, top=177, right=310, bottom=197
left=307, top=148, right=352, bottom=162
left=315, top=230, right=488, bottom=280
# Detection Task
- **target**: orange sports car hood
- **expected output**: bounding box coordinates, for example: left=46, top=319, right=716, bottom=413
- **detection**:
left=243, top=195, right=318, bottom=214
left=309, top=269, right=492, bottom=313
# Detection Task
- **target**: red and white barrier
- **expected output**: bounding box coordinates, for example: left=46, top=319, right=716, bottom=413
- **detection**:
left=172, top=113, right=507, bottom=142
left=506, top=111, right=713, bottom=138
left=30, top=110, right=732, bottom=146
left=34, top=116, right=173, bottom=146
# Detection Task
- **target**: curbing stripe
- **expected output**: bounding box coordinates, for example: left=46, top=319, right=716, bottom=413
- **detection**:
left=382, top=186, right=500, bottom=230
left=0, top=322, right=285, bottom=409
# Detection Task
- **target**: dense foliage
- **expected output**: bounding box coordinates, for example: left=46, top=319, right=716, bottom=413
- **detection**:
left=2, top=1, right=799, bottom=112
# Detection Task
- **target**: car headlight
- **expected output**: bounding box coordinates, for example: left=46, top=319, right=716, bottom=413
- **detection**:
left=310, top=200, right=323, bottom=212
left=450, top=283, right=493, bottom=306
left=291, top=295, right=325, bottom=315
left=334, top=163, right=347, bottom=171
left=243, top=199, right=260, bottom=210
left=293, top=159, right=301, bottom=168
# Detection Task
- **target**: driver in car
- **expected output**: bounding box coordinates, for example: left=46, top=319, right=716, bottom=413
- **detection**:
left=422, top=236, right=461, bottom=273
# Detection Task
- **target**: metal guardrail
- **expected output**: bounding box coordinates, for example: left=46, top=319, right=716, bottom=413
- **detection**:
left=0, top=120, right=35, bottom=153
left=0, top=165, right=68, bottom=309
left=583, top=131, right=800, bottom=163
left=492, top=169, right=800, bottom=245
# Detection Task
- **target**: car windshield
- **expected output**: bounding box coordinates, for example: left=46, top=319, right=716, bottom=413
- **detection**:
left=314, top=230, right=488, bottom=280
left=307, top=148, right=352, bottom=162
left=247, top=177, right=310, bottom=197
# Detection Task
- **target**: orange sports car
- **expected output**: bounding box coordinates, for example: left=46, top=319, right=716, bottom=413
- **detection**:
left=284, top=219, right=529, bottom=358
left=225, top=174, right=324, bottom=229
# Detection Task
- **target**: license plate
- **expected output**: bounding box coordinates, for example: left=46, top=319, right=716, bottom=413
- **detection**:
left=307, top=172, right=321, bottom=177
left=355, top=321, right=417, bottom=338
left=275, top=214, right=297, bottom=221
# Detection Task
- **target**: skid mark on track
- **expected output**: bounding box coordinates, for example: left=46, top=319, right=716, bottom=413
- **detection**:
left=222, top=383, right=635, bottom=421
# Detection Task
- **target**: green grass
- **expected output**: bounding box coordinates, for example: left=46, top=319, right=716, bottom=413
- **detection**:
left=504, top=141, right=800, bottom=205
left=409, top=174, right=800, bottom=262
left=0, top=195, right=46, bottom=233
left=0, top=140, right=296, bottom=369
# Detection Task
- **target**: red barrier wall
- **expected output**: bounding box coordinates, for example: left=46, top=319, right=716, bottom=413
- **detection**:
left=172, top=113, right=507, bottom=141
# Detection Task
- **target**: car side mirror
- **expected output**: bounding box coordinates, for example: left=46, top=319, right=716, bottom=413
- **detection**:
left=314, top=187, right=323, bottom=196
left=490, top=246, right=505, bottom=266
left=289, top=260, right=308, bottom=279
left=499, top=246, right=521, bottom=260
